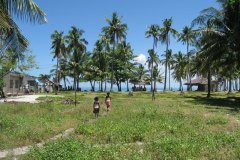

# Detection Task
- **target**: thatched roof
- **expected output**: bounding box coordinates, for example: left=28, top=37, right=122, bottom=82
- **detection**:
left=184, top=78, right=217, bottom=85
left=129, top=79, right=150, bottom=85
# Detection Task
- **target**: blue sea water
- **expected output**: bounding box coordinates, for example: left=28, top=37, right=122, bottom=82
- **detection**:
left=73, top=82, right=195, bottom=92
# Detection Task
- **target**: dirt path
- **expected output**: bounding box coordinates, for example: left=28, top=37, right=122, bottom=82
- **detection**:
left=0, top=95, right=63, bottom=103
left=0, top=128, right=75, bottom=159
left=0, top=112, right=103, bottom=159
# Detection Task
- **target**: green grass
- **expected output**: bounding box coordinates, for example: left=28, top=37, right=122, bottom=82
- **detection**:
left=1, top=91, right=240, bottom=159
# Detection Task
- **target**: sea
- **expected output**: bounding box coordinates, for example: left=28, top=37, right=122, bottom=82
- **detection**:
left=66, top=82, right=197, bottom=92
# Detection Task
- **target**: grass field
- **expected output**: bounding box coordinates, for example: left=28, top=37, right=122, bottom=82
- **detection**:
left=1, top=91, right=240, bottom=159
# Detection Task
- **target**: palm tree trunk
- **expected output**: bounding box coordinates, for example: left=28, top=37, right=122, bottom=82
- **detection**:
left=233, top=80, right=235, bottom=91
left=187, top=42, right=191, bottom=91
left=73, top=76, right=76, bottom=90
left=223, top=79, right=226, bottom=91
left=181, top=78, right=183, bottom=91
left=55, top=56, right=59, bottom=95
left=63, top=77, right=67, bottom=89
left=207, top=69, right=211, bottom=98
left=151, top=42, right=155, bottom=92
left=99, top=81, right=101, bottom=91
left=151, top=62, right=153, bottom=92
left=101, top=79, right=103, bottom=92
left=189, top=75, right=192, bottom=91
left=229, top=78, right=232, bottom=93
left=235, top=79, right=238, bottom=91
left=110, top=40, right=116, bottom=92
left=179, top=79, right=182, bottom=91
left=152, top=80, right=156, bottom=101
left=77, top=76, right=80, bottom=91
left=74, top=72, right=77, bottom=106
left=154, top=79, right=157, bottom=92
left=164, top=40, right=168, bottom=91
left=168, top=64, right=170, bottom=90
left=120, top=81, right=122, bottom=91
left=90, top=80, right=93, bottom=91
left=93, top=80, right=96, bottom=92
left=104, top=77, right=107, bottom=92
left=239, top=77, right=240, bottom=91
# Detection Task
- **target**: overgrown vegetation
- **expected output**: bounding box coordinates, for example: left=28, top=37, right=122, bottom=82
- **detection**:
left=1, top=91, right=239, bottom=159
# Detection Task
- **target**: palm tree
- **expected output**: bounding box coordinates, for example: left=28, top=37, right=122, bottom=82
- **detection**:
left=102, top=12, right=128, bottom=92
left=192, top=6, right=228, bottom=97
left=146, top=49, right=160, bottom=100
left=172, top=51, right=187, bottom=91
left=136, top=64, right=148, bottom=81
left=145, top=24, right=160, bottom=91
left=114, top=41, right=134, bottom=91
left=0, top=0, right=47, bottom=54
left=66, top=26, right=88, bottom=105
left=159, top=18, right=178, bottom=91
left=178, top=26, right=195, bottom=91
left=162, top=49, right=174, bottom=90
left=152, top=66, right=163, bottom=100
left=100, top=34, right=111, bottom=91
left=59, top=58, right=69, bottom=89
left=92, top=40, right=109, bottom=91
left=51, top=30, right=65, bottom=95
left=146, top=24, right=160, bottom=52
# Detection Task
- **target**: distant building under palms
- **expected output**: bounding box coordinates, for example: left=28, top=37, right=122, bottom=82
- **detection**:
left=3, top=72, right=38, bottom=96
left=184, top=77, right=218, bottom=91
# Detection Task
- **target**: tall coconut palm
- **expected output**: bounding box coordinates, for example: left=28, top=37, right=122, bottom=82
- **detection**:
left=159, top=18, right=178, bottom=91
left=114, top=41, right=134, bottom=91
left=145, top=24, right=160, bottom=52
left=93, top=40, right=109, bottom=91
left=178, top=26, right=195, bottom=91
left=102, top=12, right=127, bottom=92
left=192, top=6, right=228, bottom=97
left=145, top=24, right=160, bottom=91
left=66, top=26, right=88, bottom=106
left=0, top=0, right=47, bottom=54
left=146, top=49, right=160, bottom=100
left=100, top=34, right=111, bottom=91
left=51, top=30, right=65, bottom=95
left=162, top=49, right=174, bottom=90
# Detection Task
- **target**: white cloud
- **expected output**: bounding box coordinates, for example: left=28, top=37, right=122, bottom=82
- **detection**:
left=134, top=54, right=147, bottom=64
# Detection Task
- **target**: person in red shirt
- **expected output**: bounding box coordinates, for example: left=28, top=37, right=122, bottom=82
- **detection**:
left=105, top=92, right=111, bottom=111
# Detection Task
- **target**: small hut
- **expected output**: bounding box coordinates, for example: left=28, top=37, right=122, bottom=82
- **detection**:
left=184, top=77, right=218, bottom=91
left=129, top=79, right=150, bottom=91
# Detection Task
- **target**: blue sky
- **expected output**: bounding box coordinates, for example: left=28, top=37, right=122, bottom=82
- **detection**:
left=16, top=0, right=219, bottom=89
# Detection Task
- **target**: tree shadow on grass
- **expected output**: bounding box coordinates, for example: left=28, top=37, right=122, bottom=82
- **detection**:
left=186, top=95, right=240, bottom=112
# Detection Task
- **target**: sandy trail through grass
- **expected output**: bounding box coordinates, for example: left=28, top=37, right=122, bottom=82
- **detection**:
left=0, top=128, right=75, bottom=159
left=0, top=95, right=64, bottom=103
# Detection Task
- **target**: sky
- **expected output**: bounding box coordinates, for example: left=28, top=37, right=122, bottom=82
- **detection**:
left=16, top=0, right=219, bottom=89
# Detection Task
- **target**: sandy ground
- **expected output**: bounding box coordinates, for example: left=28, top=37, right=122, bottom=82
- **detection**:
left=0, top=95, right=61, bottom=103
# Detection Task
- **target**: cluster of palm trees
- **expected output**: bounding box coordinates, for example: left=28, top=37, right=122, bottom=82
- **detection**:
left=145, top=0, right=240, bottom=97
left=2, top=0, right=240, bottom=98
left=49, top=13, right=136, bottom=95
left=48, top=14, right=192, bottom=95
left=145, top=18, right=196, bottom=94
left=49, top=0, right=240, bottom=97
left=190, top=0, right=240, bottom=96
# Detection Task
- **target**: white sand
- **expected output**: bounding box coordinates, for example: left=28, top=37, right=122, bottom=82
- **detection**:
left=0, top=95, right=63, bottom=103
